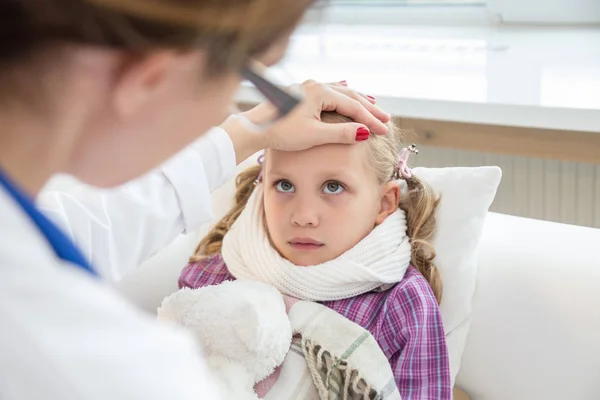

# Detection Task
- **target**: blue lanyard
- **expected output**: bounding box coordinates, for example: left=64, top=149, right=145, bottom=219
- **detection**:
left=0, top=170, right=96, bottom=277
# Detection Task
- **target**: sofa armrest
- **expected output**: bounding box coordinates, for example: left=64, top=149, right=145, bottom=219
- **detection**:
left=456, top=213, right=600, bottom=400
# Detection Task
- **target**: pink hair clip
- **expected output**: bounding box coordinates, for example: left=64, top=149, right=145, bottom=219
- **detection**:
left=254, top=153, right=265, bottom=185
left=394, top=144, right=418, bottom=179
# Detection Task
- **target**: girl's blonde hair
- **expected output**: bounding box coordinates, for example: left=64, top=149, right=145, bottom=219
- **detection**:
left=0, top=0, right=313, bottom=77
left=193, top=112, right=443, bottom=304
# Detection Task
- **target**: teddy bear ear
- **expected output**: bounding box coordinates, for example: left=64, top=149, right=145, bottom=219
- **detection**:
left=156, top=287, right=199, bottom=325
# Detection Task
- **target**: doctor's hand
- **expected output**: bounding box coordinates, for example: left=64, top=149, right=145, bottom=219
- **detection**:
left=223, top=80, right=391, bottom=164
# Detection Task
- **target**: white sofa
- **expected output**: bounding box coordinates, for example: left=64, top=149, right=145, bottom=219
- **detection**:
left=118, top=211, right=600, bottom=400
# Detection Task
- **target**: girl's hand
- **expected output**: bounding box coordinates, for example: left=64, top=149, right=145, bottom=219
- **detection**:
left=245, top=80, right=390, bottom=151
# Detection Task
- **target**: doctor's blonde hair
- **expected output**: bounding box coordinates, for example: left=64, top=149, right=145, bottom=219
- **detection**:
left=192, top=113, right=444, bottom=304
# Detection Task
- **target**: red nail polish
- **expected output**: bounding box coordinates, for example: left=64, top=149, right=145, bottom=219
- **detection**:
left=339, top=80, right=348, bottom=86
left=367, top=95, right=376, bottom=102
left=356, top=127, right=370, bottom=141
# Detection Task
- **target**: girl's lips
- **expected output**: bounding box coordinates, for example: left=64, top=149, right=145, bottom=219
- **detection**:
left=289, top=237, right=324, bottom=250
left=289, top=242, right=323, bottom=251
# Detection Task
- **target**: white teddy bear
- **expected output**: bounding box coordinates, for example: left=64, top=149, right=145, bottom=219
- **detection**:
left=157, top=280, right=292, bottom=400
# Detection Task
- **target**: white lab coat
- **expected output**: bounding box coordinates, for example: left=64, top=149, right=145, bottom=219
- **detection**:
left=0, top=128, right=236, bottom=399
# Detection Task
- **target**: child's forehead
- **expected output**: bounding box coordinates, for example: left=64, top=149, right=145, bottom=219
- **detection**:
left=266, top=143, right=371, bottom=176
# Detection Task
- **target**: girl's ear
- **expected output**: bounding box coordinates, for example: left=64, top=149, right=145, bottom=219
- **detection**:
left=375, top=181, right=400, bottom=225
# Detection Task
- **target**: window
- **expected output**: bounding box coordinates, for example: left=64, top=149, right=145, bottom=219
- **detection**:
left=487, top=0, right=600, bottom=24
left=329, top=0, right=484, bottom=4
left=307, top=0, right=489, bottom=25
left=309, top=0, right=599, bottom=24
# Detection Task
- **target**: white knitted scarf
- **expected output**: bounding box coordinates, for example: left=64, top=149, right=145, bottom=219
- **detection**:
left=221, top=185, right=412, bottom=302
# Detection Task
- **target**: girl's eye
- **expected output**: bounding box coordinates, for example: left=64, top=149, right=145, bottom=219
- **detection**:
left=275, top=180, right=295, bottom=193
left=323, top=181, right=344, bottom=195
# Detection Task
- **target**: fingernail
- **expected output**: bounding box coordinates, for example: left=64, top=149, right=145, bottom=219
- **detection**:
left=356, top=127, right=370, bottom=141
left=339, top=80, right=348, bottom=86
left=367, top=95, right=376, bottom=103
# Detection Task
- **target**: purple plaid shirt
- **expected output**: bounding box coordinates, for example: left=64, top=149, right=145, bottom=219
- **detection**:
left=179, top=254, right=452, bottom=400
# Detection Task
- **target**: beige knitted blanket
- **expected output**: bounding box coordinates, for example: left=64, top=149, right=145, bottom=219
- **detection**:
left=262, top=300, right=401, bottom=400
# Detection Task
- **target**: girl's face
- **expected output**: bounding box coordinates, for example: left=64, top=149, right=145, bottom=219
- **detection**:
left=263, top=143, right=400, bottom=266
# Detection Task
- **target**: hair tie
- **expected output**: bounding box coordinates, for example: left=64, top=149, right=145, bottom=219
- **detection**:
left=394, top=144, right=418, bottom=179
left=254, top=153, right=265, bottom=185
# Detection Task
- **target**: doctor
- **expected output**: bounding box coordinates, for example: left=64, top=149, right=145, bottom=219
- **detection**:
left=0, top=0, right=390, bottom=399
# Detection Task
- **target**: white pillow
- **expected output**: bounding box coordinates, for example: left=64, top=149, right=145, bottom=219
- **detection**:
left=412, top=166, right=502, bottom=384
